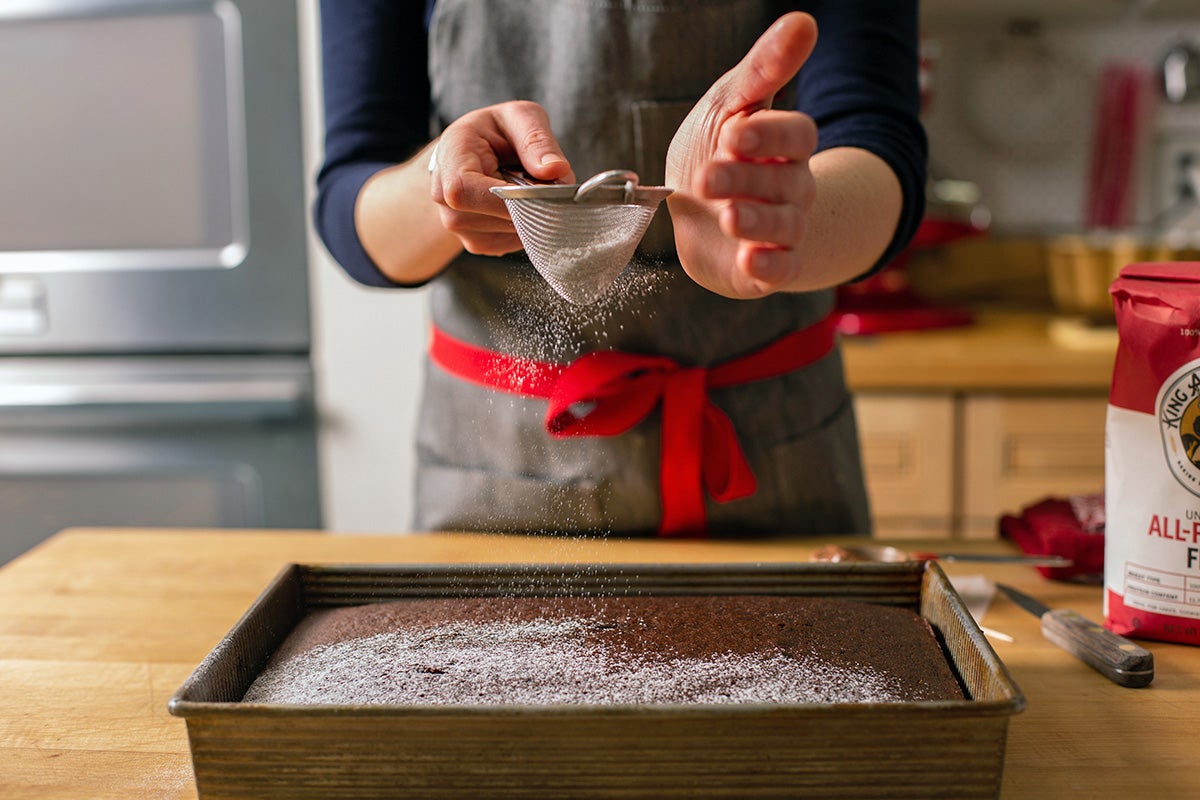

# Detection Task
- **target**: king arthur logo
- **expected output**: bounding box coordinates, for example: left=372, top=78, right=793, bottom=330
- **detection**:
left=1158, top=359, right=1200, bottom=498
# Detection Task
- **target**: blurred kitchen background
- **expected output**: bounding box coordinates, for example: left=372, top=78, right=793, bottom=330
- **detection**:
left=1, top=0, right=1199, bottom=564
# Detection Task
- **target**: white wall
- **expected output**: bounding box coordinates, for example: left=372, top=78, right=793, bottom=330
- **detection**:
left=298, top=1, right=427, bottom=533
left=920, top=15, right=1200, bottom=234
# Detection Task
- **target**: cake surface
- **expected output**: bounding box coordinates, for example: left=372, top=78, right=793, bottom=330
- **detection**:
left=241, top=595, right=964, bottom=706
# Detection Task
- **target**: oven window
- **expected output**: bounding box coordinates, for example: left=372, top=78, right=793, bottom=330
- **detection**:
left=0, top=2, right=248, bottom=270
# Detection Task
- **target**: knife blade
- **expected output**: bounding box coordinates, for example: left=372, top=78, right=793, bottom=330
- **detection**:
left=996, top=583, right=1154, bottom=688
left=912, top=552, right=1074, bottom=567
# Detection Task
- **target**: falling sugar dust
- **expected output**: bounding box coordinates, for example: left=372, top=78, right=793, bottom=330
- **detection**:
left=451, top=256, right=670, bottom=542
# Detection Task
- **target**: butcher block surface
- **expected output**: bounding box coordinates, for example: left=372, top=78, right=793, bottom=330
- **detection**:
left=1, top=527, right=1197, bottom=799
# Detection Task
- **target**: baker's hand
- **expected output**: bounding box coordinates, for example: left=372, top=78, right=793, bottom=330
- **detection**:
left=429, top=101, right=574, bottom=256
left=666, top=12, right=819, bottom=298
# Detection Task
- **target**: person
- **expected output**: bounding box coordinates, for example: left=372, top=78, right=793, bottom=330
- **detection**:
left=315, top=1, right=927, bottom=538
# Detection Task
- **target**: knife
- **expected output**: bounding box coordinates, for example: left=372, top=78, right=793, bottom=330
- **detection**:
left=996, top=583, right=1154, bottom=688
left=911, top=551, right=1073, bottom=567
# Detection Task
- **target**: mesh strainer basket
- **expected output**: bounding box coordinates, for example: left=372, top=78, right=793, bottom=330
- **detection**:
left=491, top=169, right=673, bottom=305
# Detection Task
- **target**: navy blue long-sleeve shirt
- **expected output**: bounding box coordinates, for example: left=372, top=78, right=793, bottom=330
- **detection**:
left=315, top=1, right=927, bottom=289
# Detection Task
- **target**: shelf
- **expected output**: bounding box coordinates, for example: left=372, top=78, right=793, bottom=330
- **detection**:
left=841, top=309, right=1115, bottom=393
left=922, top=0, right=1199, bottom=24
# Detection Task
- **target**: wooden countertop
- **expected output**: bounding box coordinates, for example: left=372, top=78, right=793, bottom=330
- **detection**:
left=841, top=309, right=1117, bottom=392
left=2, top=528, right=1195, bottom=799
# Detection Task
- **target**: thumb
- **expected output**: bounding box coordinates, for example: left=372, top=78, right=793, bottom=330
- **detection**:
left=494, top=101, right=572, bottom=182
left=715, top=12, right=817, bottom=113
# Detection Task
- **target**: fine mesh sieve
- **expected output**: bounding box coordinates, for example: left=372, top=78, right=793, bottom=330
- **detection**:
left=491, top=170, right=673, bottom=305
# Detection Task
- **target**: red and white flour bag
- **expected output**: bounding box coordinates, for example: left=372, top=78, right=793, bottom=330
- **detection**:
left=1106, top=263, right=1200, bottom=645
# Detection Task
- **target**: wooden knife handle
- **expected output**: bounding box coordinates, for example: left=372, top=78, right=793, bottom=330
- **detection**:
left=1041, top=609, right=1155, bottom=688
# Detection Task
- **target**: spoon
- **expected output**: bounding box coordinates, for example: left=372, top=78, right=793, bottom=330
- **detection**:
left=810, top=544, right=1072, bottom=567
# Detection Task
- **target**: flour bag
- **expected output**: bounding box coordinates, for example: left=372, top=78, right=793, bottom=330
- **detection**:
left=1106, top=263, right=1200, bottom=645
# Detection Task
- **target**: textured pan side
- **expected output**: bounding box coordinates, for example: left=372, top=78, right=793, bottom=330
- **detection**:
left=296, top=562, right=927, bottom=609
left=168, top=564, right=305, bottom=709
left=183, top=710, right=1008, bottom=800
left=921, top=563, right=1027, bottom=711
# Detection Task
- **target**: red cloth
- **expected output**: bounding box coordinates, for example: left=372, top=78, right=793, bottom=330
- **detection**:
left=999, top=495, right=1105, bottom=583
left=429, top=316, right=837, bottom=537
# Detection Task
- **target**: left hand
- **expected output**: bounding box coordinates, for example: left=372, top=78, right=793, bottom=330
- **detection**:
left=665, top=12, right=820, bottom=298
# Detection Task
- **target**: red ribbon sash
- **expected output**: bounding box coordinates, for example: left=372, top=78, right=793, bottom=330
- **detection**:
left=429, top=315, right=835, bottom=537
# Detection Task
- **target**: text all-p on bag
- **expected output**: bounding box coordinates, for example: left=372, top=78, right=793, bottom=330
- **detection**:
left=1107, top=263, right=1200, bottom=645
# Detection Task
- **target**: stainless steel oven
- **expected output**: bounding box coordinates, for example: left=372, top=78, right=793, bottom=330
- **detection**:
left=0, top=0, right=321, bottom=563
left=0, top=356, right=320, bottom=564
left=0, top=0, right=310, bottom=352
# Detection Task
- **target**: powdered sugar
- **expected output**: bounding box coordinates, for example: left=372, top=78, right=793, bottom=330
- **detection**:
left=242, top=613, right=919, bottom=706
left=493, top=258, right=668, bottom=358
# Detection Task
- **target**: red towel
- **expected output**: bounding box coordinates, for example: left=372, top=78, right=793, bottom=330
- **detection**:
left=999, top=494, right=1105, bottom=583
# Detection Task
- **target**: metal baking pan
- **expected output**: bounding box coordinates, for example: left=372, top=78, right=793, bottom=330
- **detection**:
left=169, top=562, right=1025, bottom=799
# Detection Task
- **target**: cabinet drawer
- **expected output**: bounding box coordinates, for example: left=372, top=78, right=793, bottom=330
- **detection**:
left=962, top=395, right=1107, bottom=539
left=853, top=394, right=956, bottom=539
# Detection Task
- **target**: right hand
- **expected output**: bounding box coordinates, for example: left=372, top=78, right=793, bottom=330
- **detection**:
left=428, top=101, right=574, bottom=256
left=665, top=12, right=820, bottom=298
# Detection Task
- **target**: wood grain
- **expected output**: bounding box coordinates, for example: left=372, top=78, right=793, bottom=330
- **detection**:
left=2, top=528, right=1197, bottom=799
left=841, top=309, right=1115, bottom=391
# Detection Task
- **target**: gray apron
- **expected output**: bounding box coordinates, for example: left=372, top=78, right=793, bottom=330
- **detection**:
left=416, top=0, right=870, bottom=537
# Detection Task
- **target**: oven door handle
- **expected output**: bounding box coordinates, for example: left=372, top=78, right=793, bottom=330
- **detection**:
left=0, top=378, right=310, bottom=422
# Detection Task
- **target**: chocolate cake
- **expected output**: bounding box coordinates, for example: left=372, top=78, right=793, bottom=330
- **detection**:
left=241, top=595, right=964, bottom=706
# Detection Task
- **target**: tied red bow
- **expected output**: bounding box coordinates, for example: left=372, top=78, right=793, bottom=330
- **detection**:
left=545, top=352, right=755, bottom=536
left=429, top=315, right=835, bottom=537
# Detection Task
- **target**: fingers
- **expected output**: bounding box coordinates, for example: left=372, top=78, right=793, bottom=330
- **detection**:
left=429, top=163, right=515, bottom=255
left=435, top=190, right=524, bottom=255
left=706, top=154, right=815, bottom=245
left=698, top=109, right=817, bottom=248
left=719, top=200, right=807, bottom=247
left=431, top=102, right=572, bottom=212
left=431, top=168, right=506, bottom=220
left=715, top=12, right=817, bottom=113
left=719, top=109, right=817, bottom=162
left=428, top=100, right=573, bottom=255
left=737, top=242, right=804, bottom=293
left=704, top=157, right=816, bottom=205
left=492, top=101, right=572, bottom=182
left=444, top=228, right=525, bottom=257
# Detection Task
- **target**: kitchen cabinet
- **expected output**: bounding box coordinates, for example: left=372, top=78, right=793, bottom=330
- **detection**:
left=960, top=395, right=1107, bottom=538
left=853, top=394, right=957, bottom=539
left=922, top=0, right=1199, bottom=22
left=843, top=310, right=1113, bottom=541
left=855, top=392, right=1107, bottom=541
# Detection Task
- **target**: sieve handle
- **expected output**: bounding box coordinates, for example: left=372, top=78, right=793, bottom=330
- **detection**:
left=575, top=170, right=639, bottom=203
left=499, top=168, right=539, bottom=186
left=498, top=168, right=645, bottom=201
